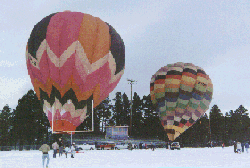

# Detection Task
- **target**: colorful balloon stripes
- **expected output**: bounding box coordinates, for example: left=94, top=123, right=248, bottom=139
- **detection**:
left=150, top=62, right=213, bottom=141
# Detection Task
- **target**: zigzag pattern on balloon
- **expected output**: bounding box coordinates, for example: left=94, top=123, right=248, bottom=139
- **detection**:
left=26, top=11, right=125, bottom=133
left=26, top=39, right=124, bottom=107
left=43, top=97, right=88, bottom=127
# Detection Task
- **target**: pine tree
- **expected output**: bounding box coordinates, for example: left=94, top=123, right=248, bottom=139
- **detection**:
left=98, top=97, right=112, bottom=132
left=230, top=105, right=249, bottom=141
left=223, top=112, right=231, bottom=145
left=12, top=90, right=50, bottom=147
left=131, top=92, right=143, bottom=137
left=112, top=92, right=123, bottom=126
left=142, top=95, right=156, bottom=137
left=200, top=113, right=210, bottom=145
left=0, top=105, right=12, bottom=146
left=209, top=105, right=224, bottom=144
left=122, top=93, right=130, bottom=126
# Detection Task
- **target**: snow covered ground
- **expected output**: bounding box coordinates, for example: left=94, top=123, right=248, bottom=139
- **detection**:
left=0, top=146, right=249, bottom=168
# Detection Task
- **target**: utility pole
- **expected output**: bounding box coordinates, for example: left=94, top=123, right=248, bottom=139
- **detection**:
left=127, top=79, right=136, bottom=136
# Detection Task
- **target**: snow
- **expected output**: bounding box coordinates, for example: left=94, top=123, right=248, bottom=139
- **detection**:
left=0, top=146, right=249, bottom=168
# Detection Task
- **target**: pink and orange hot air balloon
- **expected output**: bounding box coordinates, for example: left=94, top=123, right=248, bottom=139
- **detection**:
left=26, top=11, right=125, bottom=133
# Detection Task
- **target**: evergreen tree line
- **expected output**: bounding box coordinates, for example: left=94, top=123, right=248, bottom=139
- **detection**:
left=1, top=89, right=250, bottom=147
left=176, top=105, right=250, bottom=147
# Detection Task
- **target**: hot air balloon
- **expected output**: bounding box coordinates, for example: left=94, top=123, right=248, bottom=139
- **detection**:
left=26, top=11, right=125, bottom=133
left=150, top=62, right=213, bottom=141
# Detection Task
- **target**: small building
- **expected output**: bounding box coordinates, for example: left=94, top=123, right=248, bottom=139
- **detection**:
left=105, top=126, right=129, bottom=140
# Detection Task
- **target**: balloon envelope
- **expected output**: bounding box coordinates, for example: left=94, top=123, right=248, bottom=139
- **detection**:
left=150, top=62, right=213, bottom=141
left=26, top=11, right=125, bottom=133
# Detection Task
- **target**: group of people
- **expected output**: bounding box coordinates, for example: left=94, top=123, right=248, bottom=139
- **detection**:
left=39, top=138, right=77, bottom=168
left=52, top=138, right=76, bottom=158
left=138, top=142, right=148, bottom=149
left=233, top=141, right=249, bottom=154
left=128, top=142, right=156, bottom=151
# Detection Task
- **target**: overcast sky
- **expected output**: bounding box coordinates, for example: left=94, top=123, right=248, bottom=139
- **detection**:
left=1, top=0, right=250, bottom=115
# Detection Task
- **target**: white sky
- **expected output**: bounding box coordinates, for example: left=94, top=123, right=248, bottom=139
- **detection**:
left=1, top=0, right=250, bottom=115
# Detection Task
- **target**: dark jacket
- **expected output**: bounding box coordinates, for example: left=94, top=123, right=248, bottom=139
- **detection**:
left=241, top=142, right=245, bottom=148
left=245, top=143, right=249, bottom=148
left=59, top=140, right=63, bottom=147
left=234, top=142, right=237, bottom=152
left=139, top=143, right=142, bottom=149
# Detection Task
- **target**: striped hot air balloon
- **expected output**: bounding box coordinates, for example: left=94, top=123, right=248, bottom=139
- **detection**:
left=26, top=11, right=125, bottom=133
left=150, top=62, right=213, bottom=141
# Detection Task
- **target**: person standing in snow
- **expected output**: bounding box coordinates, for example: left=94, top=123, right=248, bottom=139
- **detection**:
left=237, top=142, right=241, bottom=154
left=150, top=142, right=153, bottom=151
left=128, top=142, right=133, bottom=150
left=64, top=145, right=70, bottom=158
left=139, top=142, right=142, bottom=149
left=245, top=142, right=249, bottom=153
left=71, top=142, right=76, bottom=158
left=52, top=141, right=59, bottom=158
left=234, top=141, right=237, bottom=153
left=150, top=142, right=155, bottom=151
left=222, top=143, right=225, bottom=149
left=58, top=138, right=64, bottom=157
left=241, top=142, right=245, bottom=153
left=39, top=142, right=50, bottom=168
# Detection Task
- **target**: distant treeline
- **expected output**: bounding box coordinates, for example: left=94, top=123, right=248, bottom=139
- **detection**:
left=0, top=90, right=250, bottom=147
left=177, top=104, right=250, bottom=147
